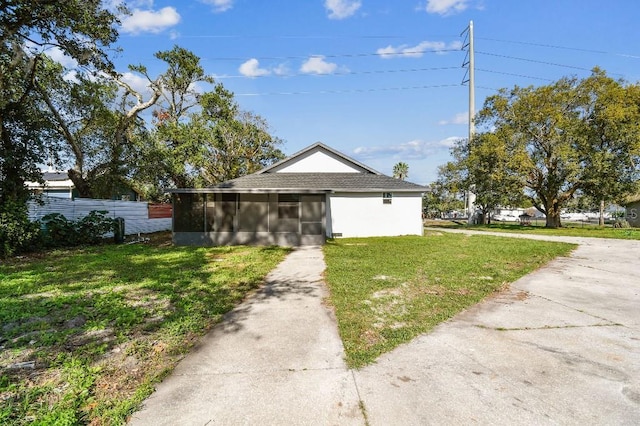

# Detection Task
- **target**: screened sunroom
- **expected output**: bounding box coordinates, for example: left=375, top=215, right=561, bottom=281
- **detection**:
left=171, top=191, right=326, bottom=246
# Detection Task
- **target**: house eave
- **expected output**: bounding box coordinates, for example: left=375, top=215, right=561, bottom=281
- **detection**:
left=167, top=188, right=332, bottom=194
left=167, top=188, right=424, bottom=194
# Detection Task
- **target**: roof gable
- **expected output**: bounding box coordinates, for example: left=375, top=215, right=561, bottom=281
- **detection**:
left=259, top=142, right=380, bottom=174
left=169, top=142, right=428, bottom=194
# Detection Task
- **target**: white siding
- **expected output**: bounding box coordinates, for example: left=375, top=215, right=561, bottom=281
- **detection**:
left=27, top=197, right=171, bottom=235
left=26, top=179, right=74, bottom=198
left=326, top=192, right=423, bottom=238
left=274, top=150, right=362, bottom=173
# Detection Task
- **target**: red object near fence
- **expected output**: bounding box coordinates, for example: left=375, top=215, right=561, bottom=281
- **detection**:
left=148, top=203, right=172, bottom=219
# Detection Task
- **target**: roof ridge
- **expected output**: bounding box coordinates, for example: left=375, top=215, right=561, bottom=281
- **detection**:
left=257, top=142, right=381, bottom=175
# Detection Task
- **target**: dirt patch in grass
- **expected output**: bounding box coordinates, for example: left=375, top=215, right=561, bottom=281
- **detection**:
left=0, top=235, right=289, bottom=424
left=324, top=234, right=575, bottom=368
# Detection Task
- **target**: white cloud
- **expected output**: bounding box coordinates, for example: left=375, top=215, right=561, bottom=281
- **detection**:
left=353, top=137, right=463, bottom=160
left=438, top=112, right=468, bottom=125
left=438, top=136, right=461, bottom=148
left=377, top=40, right=462, bottom=59
left=273, top=63, right=290, bottom=76
left=325, top=0, right=361, bottom=19
left=42, top=46, right=81, bottom=82
left=45, top=46, right=78, bottom=68
left=121, top=6, right=180, bottom=34
left=300, top=56, right=338, bottom=75
left=239, top=59, right=271, bottom=78
left=423, top=0, right=469, bottom=15
left=127, top=0, right=154, bottom=7
left=200, top=0, right=234, bottom=13
left=120, top=72, right=153, bottom=95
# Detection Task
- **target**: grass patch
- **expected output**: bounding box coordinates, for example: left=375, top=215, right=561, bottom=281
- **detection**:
left=425, top=220, right=640, bottom=240
left=0, top=233, right=289, bottom=425
left=323, top=234, right=575, bottom=368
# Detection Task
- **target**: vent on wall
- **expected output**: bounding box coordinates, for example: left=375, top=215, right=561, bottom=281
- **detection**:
left=332, top=233, right=343, bottom=237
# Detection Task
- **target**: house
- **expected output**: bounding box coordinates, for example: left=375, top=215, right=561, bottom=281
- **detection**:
left=27, top=170, right=142, bottom=201
left=170, top=142, right=427, bottom=246
left=625, top=196, right=640, bottom=227
left=26, top=171, right=75, bottom=198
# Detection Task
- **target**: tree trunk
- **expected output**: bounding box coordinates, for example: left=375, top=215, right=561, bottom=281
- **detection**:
left=599, top=199, right=605, bottom=226
left=67, top=168, right=92, bottom=198
left=544, top=200, right=562, bottom=228
left=545, top=212, right=562, bottom=228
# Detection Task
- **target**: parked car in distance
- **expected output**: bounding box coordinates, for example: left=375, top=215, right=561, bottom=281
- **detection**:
left=493, top=214, right=519, bottom=222
left=560, top=212, right=589, bottom=221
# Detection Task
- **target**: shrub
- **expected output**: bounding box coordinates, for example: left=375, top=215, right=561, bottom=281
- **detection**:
left=41, top=213, right=79, bottom=246
left=41, top=210, right=115, bottom=248
left=0, top=201, right=42, bottom=258
left=611, top=211, right=626, bottom=219
left=76, top=210, right=117, bottom=244
left=613, top=219, right=631, bottom=229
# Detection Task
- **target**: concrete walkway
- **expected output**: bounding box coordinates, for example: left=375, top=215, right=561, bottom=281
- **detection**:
left=130, top=233, right=640, bottom=425
left=129, top=246, right=364, bottom=425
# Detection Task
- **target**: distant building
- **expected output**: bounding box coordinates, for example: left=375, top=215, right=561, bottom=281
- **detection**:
left=26, top=171, right=75, bottom=198
left=26, top=170, right=142, bottom=201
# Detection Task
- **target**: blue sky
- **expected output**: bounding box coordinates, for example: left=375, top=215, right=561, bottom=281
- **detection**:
left=102, top=0, right=639, bottom=184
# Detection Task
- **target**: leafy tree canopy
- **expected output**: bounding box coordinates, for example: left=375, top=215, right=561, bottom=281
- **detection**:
left=470, top=68, right=640, bottom=228
left=1, top=0, right=121, bottom=204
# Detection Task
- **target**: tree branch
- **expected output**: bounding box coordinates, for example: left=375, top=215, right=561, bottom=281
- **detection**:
left=34, top=78, right=83, bottom=164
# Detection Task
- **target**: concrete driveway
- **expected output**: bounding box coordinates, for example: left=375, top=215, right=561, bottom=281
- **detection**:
left=130, top=232, right=640, bottom=425
left=354, top=231, right=640, bottom=425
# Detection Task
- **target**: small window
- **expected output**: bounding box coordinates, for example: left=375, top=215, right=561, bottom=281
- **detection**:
left=383, top=192, right=392, bottom=204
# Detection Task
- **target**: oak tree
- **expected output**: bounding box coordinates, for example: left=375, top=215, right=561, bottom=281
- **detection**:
left=474, top=70, right=640, bottom=228
left=0, top=0, right=120, bottom=204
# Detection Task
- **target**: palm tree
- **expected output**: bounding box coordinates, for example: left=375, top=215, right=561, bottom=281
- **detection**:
left=393, top=162, right=409, bottom=180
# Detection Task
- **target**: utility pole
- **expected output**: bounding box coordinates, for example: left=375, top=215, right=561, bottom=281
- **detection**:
left=461, top=20, right=475, bottom=224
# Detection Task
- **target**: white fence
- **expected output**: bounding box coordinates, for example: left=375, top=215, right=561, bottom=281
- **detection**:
left=28, top=197, right=171, bottom=236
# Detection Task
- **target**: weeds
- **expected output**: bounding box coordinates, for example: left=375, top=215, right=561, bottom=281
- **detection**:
left=0, top=234, right=289, bottom=424
left=324, top=234, right=574, bottom=368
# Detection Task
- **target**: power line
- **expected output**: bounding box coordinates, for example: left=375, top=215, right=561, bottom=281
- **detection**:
left=115, top=32, right=634, bottom=98
left=235, top=83, right=461, bottom=96
left=200, top=48, right=463, bottom=62
left=476, top=51, right=595, bottom=72
left=476, top=37, right=640, bottom=60
left=475, top=68, right=553, bottom=82
left=476, top=85, right=502, bottom=92
left=217, top=66, right=461, bottom=79
left=176, top=34, right=460, bottom=40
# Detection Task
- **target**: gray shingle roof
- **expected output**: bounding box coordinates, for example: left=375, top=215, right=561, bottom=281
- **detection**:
left=171, top=173, right=427, bottom=193
left=42, top=171, right=70, bottom=181
left=168, top=142, right=428, bottom=194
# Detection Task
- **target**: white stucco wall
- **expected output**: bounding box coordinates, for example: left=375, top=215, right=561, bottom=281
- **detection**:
left=326, top=192, right=423, bottom=238
left=274, top=150, right=362, bottom=173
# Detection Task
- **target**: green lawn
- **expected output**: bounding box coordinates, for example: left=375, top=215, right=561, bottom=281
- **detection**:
left=323, top=233, right=575, bottom=368
left=425, top=220, right=640, bottom=240
left=0, top=234, right=289, bottom=425
left=0, top=230, right=584, bottom=422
